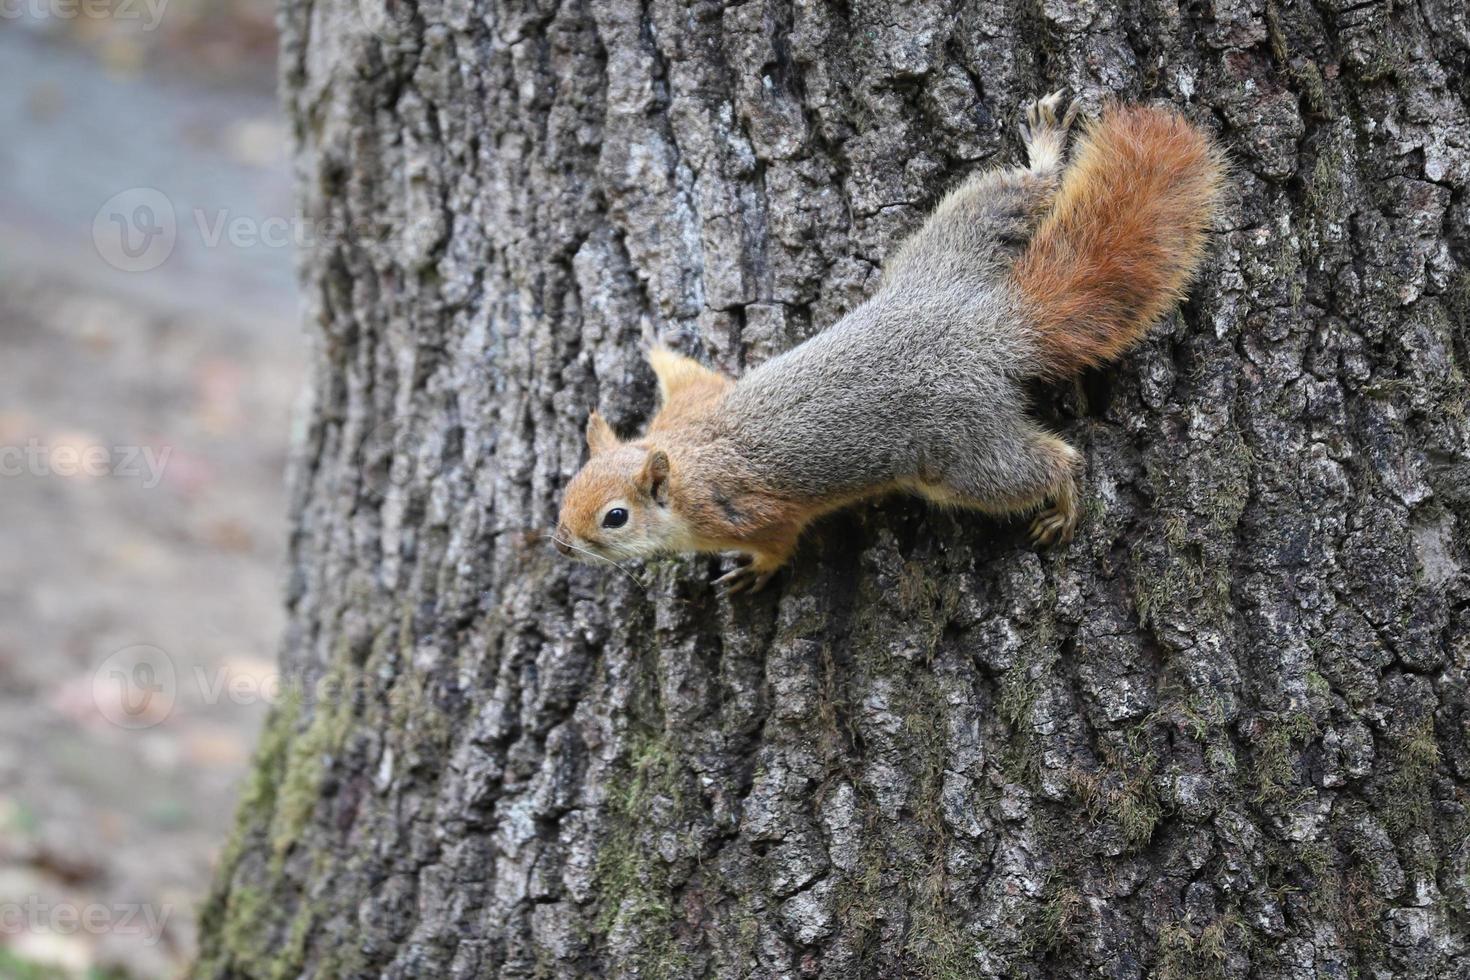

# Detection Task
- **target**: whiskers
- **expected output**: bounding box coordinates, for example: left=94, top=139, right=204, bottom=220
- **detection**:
left=545, top=532, right=647, bottom=592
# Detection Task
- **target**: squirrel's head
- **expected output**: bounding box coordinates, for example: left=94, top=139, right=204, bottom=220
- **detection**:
left=554, top=412, right=684, bottom=563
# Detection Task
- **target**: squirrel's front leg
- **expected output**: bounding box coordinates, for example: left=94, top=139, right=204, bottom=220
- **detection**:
left=713, top=540, right=795, bottom=595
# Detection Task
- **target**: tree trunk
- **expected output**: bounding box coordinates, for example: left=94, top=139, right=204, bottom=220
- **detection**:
left=196, top=0, right=1470, bottom=976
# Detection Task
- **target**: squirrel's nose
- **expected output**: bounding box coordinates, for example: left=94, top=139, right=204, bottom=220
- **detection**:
left=553, top=532, right=572, bottom=556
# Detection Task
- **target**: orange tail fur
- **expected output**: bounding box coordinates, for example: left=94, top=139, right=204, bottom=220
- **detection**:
left=1011, top=104, right=1224, bottom=378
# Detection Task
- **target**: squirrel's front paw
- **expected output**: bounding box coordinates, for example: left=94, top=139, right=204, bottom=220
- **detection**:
left=1020, top=89, right=1078, bottom=175
left=714, top=555, right=776, bottom=595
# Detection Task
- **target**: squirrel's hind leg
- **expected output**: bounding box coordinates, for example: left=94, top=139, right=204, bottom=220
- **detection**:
left=881, top=92, right=1076, bottom=288
left=1019, top=89, right=1078, bottom=177
left=1027, top=462, right=1079, bottom=547
left=917, top=430, right=1080, bottom=546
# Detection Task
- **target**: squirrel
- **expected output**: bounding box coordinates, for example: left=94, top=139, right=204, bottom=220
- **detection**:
left=555, top=92, right=1224, bottom=593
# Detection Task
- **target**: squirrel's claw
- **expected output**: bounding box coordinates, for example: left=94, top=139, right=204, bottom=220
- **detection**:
left=714, top=557, right=775, bottom=595
left=1029, top=505, right=1076, bottom=548
left=1024, top=89, right=1068, bottom=130
left=1020, top=89, right=1077, bottom=175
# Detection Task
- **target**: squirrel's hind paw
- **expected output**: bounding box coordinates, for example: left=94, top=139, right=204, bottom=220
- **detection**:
left=1029, top=502, right=1077, bottom=548
left=1020, top=90, right=1077, bottom=175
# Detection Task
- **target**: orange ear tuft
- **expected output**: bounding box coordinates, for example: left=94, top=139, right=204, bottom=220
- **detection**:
left=586, top=412, right=619, bottom=455
left=638, top=449, right=670, bottom=502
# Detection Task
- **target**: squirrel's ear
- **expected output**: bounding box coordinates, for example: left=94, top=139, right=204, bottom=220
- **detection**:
left=638, top=449, right=670, bottom=503
left=585, top=412, right=619, bottom=456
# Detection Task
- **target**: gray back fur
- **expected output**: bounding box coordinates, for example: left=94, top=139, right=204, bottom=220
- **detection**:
left=706, top=277, right=1036, bottom=499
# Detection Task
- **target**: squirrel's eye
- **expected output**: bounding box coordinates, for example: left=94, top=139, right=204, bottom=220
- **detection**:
left=602, top=508, right=629, bottom=529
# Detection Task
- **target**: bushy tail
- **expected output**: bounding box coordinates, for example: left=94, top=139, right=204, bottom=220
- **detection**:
left=1011, top=103, right=1224, bottom=378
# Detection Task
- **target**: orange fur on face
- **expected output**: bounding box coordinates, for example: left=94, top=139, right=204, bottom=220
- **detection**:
left=556, top=444, right=664, bottom=558
left=557, top=346, right=874, bottom=573
left=1011, top=104, right=1224, bottom=378
left=557, top=347, right=741, bottom=562
left=557, top=437, right=806, bottom=571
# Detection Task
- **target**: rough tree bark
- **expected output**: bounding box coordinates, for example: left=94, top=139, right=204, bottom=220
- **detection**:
left=195, top=0, right=1470, bottom=976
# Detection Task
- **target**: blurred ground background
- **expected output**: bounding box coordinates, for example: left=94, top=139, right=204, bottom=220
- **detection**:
left=0, top=4, right=300, bottom=976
